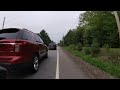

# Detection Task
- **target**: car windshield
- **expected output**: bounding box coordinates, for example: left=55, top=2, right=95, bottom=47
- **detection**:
left=0, top=28, right=19, bottom=40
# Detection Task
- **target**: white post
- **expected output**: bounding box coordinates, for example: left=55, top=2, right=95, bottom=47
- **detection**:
left=113, top=11, right=120, bottom=38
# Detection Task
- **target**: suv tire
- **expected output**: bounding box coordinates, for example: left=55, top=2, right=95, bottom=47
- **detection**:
left=31, top=54, right=39, bottom=73
left=44, top=52, right=48, bottom=58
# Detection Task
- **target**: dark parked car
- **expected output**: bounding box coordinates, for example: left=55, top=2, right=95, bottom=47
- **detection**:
left=0, top=28, right=48, bottom=73
left=48, top=42, right=57, bottom=50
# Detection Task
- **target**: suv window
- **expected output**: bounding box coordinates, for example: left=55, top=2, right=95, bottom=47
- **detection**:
left=0, top=28, right=20, bottom=40
left=35, top=35, right=41, bottom=43
left=38, top=35, right=44, bottom=43
left=16, top=30, right=24, bottom=39
left=22, top=31, right=33, bottom=41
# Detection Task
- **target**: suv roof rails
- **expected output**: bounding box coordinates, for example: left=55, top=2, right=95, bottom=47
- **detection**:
left=22, top=28, right=35, bottom=34
left=1, top=28, right=20, bottom=30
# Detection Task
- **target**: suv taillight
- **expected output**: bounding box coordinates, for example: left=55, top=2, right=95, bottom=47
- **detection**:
left=14, top=41, right=27, bottom=52
left=8, top=43, right=21, bottom=52
left=15, top=43, right=21, bottom=52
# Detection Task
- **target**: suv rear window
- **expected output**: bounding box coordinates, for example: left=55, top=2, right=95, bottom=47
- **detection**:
left=0, top=28, right=20, bottom=40
left=22, top=31, right=33, bottom=41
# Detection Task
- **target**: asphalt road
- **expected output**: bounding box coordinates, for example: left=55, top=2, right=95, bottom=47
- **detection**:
left=7, top=47, right=90, bottom=79
left=59, top=47, right=89, bottom=79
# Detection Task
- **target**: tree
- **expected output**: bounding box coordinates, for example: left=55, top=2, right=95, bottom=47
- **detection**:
left=38, top=29, right=51, bottom=46
left=60, top=11, right=120, bottom=48
left=61, top=11, right=120, bottom=48
left=79, top=11, right=119, bottom=48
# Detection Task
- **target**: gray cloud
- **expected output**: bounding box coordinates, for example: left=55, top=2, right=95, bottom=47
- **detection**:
left=0, top=11, right=84, bottom=43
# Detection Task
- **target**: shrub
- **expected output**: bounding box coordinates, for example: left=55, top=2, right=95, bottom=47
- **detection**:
left=83, top=47, right=91, bottom=55
left=69, top=44, right=77, bottom=50
left=107, top=51, right=120, bottom=65
left=91, top=39, right=100, bottom=56
left=103, top=44, right=110, bottom=52
left=76, top=43, right=83, bottom=51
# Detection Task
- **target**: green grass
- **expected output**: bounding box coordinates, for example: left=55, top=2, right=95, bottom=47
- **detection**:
left=63, top=46, right=120, bottom=78
left=100, top=48, right=120, bottom=54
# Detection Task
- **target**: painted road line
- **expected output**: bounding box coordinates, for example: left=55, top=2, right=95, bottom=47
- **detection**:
left=56, top=46, right=59, bottom=79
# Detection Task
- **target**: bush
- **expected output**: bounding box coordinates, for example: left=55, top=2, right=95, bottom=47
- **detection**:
left=83, top=47, right=91, bottom=55
left=91, top=46, right=100, bottom=56
left=76, top=43, right=83, bottom=51
left=69, top=44, right=77, bottom=50
left=107, top=51, right=120, bottom=65
left=91, top=39, right=100, bottom=56
left=103, top=44, right=110, bottom=52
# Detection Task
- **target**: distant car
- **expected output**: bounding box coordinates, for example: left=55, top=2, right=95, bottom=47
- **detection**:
left=48, top=42, right=57, bottom=50
left=0, top=28, right=48, bottom=73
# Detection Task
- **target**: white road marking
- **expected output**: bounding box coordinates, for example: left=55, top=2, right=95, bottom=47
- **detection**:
left=56, top=46, right=59, bottom=79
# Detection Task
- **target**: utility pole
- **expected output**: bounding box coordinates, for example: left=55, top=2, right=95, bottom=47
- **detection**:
left=2, top=17, right=6, bottom=29
left=113, top=11, right=120, bottom=38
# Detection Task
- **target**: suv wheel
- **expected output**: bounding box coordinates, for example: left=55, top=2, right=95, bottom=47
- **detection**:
left=31, top=54, right=39, bottom=73
left=45, top=52, right=48, bottom=58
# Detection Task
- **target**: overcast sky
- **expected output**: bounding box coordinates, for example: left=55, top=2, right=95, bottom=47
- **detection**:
left=0, top=11, right=84, bottom=43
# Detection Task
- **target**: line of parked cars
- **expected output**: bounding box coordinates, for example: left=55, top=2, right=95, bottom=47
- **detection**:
left=0, top=28, right=48, bottom=74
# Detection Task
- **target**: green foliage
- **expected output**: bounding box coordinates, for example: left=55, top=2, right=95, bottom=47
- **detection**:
left=68, top=43, right=83, bottom=51
left=60, top=11, right=119, bottom=48
left=63, top=30, right=76, bottom=46
left=76, top=43, right=83, bottom=51
left=91, top=39, right=100, bottom=56
left=82, top=47, right=91, bottom=55
left=68, top=44, right=77, bottom=50
left=38, top=29, right=51, bottom=46
left=107, top=50, right=120, bottom=65
left=103, top=44, right=109, bottom=48
left=102, top=44, right=110, bottom=52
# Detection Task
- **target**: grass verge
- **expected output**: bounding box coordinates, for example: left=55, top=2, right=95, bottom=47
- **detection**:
left=63, top=46, right=120, bottom=78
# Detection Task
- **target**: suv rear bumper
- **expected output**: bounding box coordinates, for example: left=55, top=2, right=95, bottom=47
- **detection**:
left=0, top=62, right=31, bottom=71
left=0, top=56, right=32, bottom=71
left=49, top=47, right=56, bottom=50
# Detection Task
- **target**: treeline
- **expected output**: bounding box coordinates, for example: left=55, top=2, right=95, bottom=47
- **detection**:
left=60, top=11, right=120, bottom=48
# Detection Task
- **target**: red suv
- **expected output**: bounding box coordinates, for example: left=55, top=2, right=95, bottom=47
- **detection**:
left=0, top=28, right=48, bottom=73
